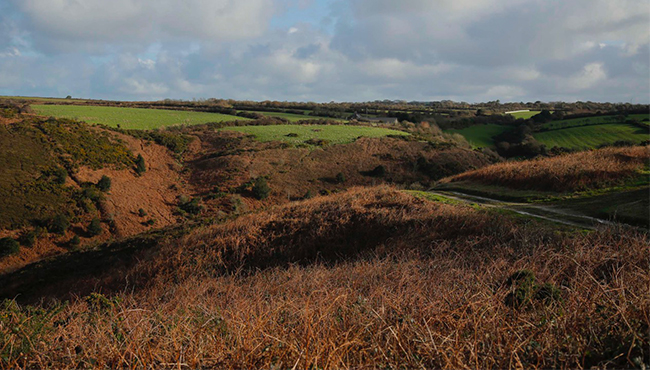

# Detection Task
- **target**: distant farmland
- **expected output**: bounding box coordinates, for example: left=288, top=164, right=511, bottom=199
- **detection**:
left=220, top=124, right=407, bottom=145
left=241, top=110, right=343, bottom=122
left=533, top=123, right=648, bottom=150
left=445, top=124, right=513, bottom=148
left=32, top=104, right=248, bottom=130
left=542, top=114, right=649, bottom=130
left=507, top=111, right=541, bottom=119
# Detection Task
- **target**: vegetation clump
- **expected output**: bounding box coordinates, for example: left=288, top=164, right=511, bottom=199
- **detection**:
left=135, top=154, right=146, bottom=175
left=252, top=177, right=271, bottom=200
left=87, top=218, right=102, bottom=236
left=178, top=196, right=203, bottom=215
left=0, top=237, right=20, bottom=257
left=48, top=214, right=70, bottom=234
left=97, top=175, right=112, bottom=192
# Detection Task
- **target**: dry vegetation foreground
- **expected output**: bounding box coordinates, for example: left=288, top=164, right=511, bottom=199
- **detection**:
left=1, top=187, right=648, bottom=369
left=442, top=145, right=650, bottom=193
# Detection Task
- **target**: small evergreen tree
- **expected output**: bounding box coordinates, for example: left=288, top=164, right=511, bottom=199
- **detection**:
left=135, top=154, right=146, bottom=175
left=69, top=235, right=80, bottom=249
left=53, top=167, right=68, bottom=185
left=252, top=177, right=271, bottom=200
left=88, top=218, right=102, bottom=236
left=49, top=214, right=70, bottom=234
left=97, top=175, right=111, bottom=192
left=335, top=172, right=346, bottom=184
left=0, top=237, right=19, bottom=257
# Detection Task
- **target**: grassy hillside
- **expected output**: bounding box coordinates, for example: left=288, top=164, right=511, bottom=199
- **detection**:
left=533, top=123, right=648, bottom=150
left=1, top=187, right=647, bottom=369
left=445, top=124, right=513, bottom=148
left=32, top=104, right=248, bottom=130
left=0, top=115, right=189, bottom=272
left=541, top=114, right=649, bottom=130
left=240, top=110, right=343, bottom=122
left=442, top=146, right=649, bottom=193
left=219, top=124, right=407, bottom=145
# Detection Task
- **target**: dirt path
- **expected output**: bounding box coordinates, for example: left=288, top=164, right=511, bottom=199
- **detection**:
left=428, top=190, right=615, bottom=229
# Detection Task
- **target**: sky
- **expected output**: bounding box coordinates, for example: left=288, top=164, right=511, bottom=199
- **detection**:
left=0, top=0, right=648, bottom=103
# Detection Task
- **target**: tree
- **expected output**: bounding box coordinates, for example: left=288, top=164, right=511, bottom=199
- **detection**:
left=252, top=177, right=271, bottom=200
left=335, top=172, right=346, bottom=184
left=49, top=214, right=70, bottom=234
left=135, top=154, right=146, bottom=175
left=0, top=237, right=19, bottom=257
left=88, top=218, right=102, bottom=236
left=97, top=175, right=111, bottom=192
left=53, top=167, right=68, bottom=185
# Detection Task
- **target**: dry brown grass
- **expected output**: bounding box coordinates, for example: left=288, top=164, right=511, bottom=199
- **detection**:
left=1, top=187, right=648, bottom=369
left=442, top=146, right=650, bottom=192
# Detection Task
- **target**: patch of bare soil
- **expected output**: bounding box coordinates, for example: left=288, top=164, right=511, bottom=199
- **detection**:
left=76, top=132, right=186, bottom=238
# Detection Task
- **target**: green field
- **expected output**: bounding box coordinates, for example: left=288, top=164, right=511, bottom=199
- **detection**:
left=507, top=111, right=541, bottom=119
left=533, top=123, right=648, bottom=150
left=542, top=114, right=649, bottom=130
left=32, top=104, right=248, bottom=130
left=445, top=124, right=513, bottom=148
left=220, top=124, right=408, bottom=145
left=243, top=110, right=345, bottom=122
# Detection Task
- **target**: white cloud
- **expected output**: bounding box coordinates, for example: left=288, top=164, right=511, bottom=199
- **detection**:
left=567, top=63, right=607, bottom=90
left=14, top=0, right=274, bottom=52
left=0, top=0, right=648, bottom=103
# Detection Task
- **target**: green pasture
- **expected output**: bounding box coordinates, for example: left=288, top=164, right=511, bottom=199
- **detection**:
left=32, top=104, right=248, bottom=130
left=533, top=123, right=648, bottom=150
left=219, top=124, right=408, bottom=145
left=243, top=110, right=345, bottom=122
left=507, top=111, right=541, bottom=119
left=445, top=124, right=513, bottom=148
left=542, top=114, right=649, bottom=130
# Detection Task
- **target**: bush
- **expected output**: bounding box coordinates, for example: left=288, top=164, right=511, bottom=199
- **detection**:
left=335, top=172, right=346, bottom=184
left=252, top=177, right=271, bottom=200
left=0, top=237, right=20, bottom=257
left=88, top=218, right=102, bottom=236
left=370, top=165, right=386, bottom=178
left=69, top=235, right=80, bottom=249
left=49, top=214, right=70, bottom=234
left=138, top=208, right=147, bottom=217
left=179, top=197, right=203, bottom=215
left=97, top=175, right=111, bottom=192
left=135, top=154, right=146, bottom=175
left=19, top=229, right=39, bottom=247
left=303, top=190, right=314, bottom=199
left=53, top=167, right=68, bottom=185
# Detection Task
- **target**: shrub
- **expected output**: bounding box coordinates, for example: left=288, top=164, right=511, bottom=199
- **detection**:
left=53, top=167, right=68, bottom=185
left=303, top=190, right=314, bottom=199
left=135, top=154, right=146, bottom=175
left=138, top=208, right=147, bottom=217
left=69, top=235, right=80, bottom=249
left=88, top=218, right=102, bottom=236
left=82, top=187, right=103, bottom=202
left=179, top=197, right=203, bottom=215
left=370, top=165, right=386, bottom=178
left=49, top=214, right=70, bottom=234
left=252, top=177, right=271, bottom=200
left=0, top=237, right=20, bottom=257
left=19, top=229, right=39, bottom=247
left=335, top=172, right=346, bottom=184
left=97, top=175, right=111, bottom=192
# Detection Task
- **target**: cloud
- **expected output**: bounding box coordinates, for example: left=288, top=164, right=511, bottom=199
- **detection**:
left=13, top=0, right=275, bottom=52
left=0, top=0, right=647, bottom=103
